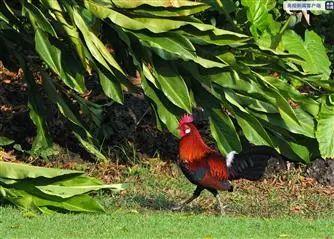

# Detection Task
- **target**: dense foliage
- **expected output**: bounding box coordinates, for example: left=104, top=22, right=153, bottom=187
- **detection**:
left=0, top=161, right=123, bottom=212
left=0, top=0, right=332, bottom=163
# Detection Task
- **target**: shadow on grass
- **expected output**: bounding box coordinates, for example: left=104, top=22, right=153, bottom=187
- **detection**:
left=126, top=194, right=206, bottom=214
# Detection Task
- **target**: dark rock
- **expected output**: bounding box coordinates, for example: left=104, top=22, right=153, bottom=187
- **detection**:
left=264, top=157, right=288, bottom=177
left=307, top=158, right=334, bottom=186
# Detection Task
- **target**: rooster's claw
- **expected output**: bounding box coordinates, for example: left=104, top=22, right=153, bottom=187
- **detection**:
left=171, top=205, right=183, bottom=211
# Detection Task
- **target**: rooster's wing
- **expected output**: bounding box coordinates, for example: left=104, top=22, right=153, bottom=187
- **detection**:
left=179, top=152, right=232, bottom=191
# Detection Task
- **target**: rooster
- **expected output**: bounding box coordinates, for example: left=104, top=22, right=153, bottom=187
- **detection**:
left=173, top=114, right=276, bottom=214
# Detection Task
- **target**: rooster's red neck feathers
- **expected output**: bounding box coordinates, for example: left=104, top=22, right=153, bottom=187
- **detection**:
left=178, top=114, right=212, bottom=162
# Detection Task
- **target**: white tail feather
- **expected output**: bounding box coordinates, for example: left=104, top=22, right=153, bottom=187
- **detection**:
left=226, top=151, right=237, bottom=168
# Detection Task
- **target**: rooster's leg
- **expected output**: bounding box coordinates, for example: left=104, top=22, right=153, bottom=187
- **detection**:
left=209, top=189, right=227, bottom=215
left=172, top=186, right=203, bottom=211
left=215, top=193, right=227, bottom=215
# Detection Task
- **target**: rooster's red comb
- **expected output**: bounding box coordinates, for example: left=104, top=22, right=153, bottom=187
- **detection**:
left=178, top=114, right=193, bottom=127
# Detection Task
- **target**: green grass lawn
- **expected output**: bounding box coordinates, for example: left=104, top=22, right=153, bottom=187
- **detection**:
left=1, top=207, right=334, bottom=239
left=1, top=159, right=334, bottom=238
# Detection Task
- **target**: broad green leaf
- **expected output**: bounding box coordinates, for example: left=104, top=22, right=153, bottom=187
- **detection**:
left=40, top=193, right=106, bottom=212
left=276, top=102, right=314, bottom=138
left=12, top=49, right=55, bottom=157
left=204, top=0, right=237, bottom=14
left=34, top=174, right=124, bottom=198
left=253, top=72, right=302, bottom=127
left=111, top=0, right=206, bottom=8
left=143, top=63, right=160, bottom=88
left=0, top=161, right=124, bottom=213
left=35, top=29, right=61, bottom=74
left=226, top=92, right=277, bottom=114
left=212, top=71, right=277, bottom=114
left=0, top=178, right=17, bottom=185
left=90, top=31, right=125, bottom=75
left=264, top=76, right=320, bottom=117
left=282, top=30, right=331, bottom=81
left=131, top=31, right=196, bottom=60
left=316, top=96, right=334, bottom=158
left=209, top=108, right=242, bottom=155
left=113, top=25, right=141, bottom=68
left=189, top=66, right=277, bottom=115
left=241, top=0, right=268, bottom=29
left=191, top=81, right=241, bottom=154
left=253, top=110, right=315, bottom=138
left=86, top=1, right=248, bottom=37
left=0, top=136, right=14, bottom=146
left=131, top=31, right=227, bottom=68
left=220, top=73, right=315, bottom=139
left=235, top=111, right=274, bottom=147
left=25, top=2, right=56, bottom=37
left=0, top=161, right=82, bottom=180
left=61, top=51, right=87, bottom=94
left=98, top=67, right=123, bottom=104
left=43, top=0, right=91, bottom=73
left=177, top=28, right=250, bottom=47
left=210, top=70, right=262, bottom=94
left=0, top=186, right=5, bottom=197
left=0, top=1, right=22, bottom=31
left=53, top=174, right=107, bottom=187
left=73, top=95, right=104, bottom=126
left=42, top=73, right=107, bottom=161
left=2, top=188, right=105, bottom=213
left=246, top=45, right=305, bottom=66
left=294, top=108, right=316, bottom=137
left=42, top=73, right=87, bottom=132
left=27, top=100, right=54, bottom=158
left=73, top=8, right=125, bottom=76
left=268, top=130, right=312, bottom=163
left=36, top=183, right=123, bottom=198
left=24, top=65, right=54, bottom=157
left=73, top=132, right=107, bottom=162
left=263, top=0, right=276, bottom=10
left=224, top=91, right=274, bottom=147
left=241, top=0, right=270, bottom=37
left=153, top=61, right=192, bottom=112
left=35, top=29, right=86, bottom=93
left=131, top=5, right=210, bottom=17
left=142, top=77, right=179, bottom=137
left=0, top=10, right=10, bottom=26
left=255, top=30, right=272, bottom=48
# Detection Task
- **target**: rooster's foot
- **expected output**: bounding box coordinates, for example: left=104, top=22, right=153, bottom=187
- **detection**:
left=171, top=204, right=183, bottom=211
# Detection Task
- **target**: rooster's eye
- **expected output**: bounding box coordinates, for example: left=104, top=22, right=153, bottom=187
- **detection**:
left=185, top=128, right=191, bottom=134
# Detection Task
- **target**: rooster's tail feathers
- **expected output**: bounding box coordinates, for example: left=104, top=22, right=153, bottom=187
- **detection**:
left=228, top=146, right=278, bottom=181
